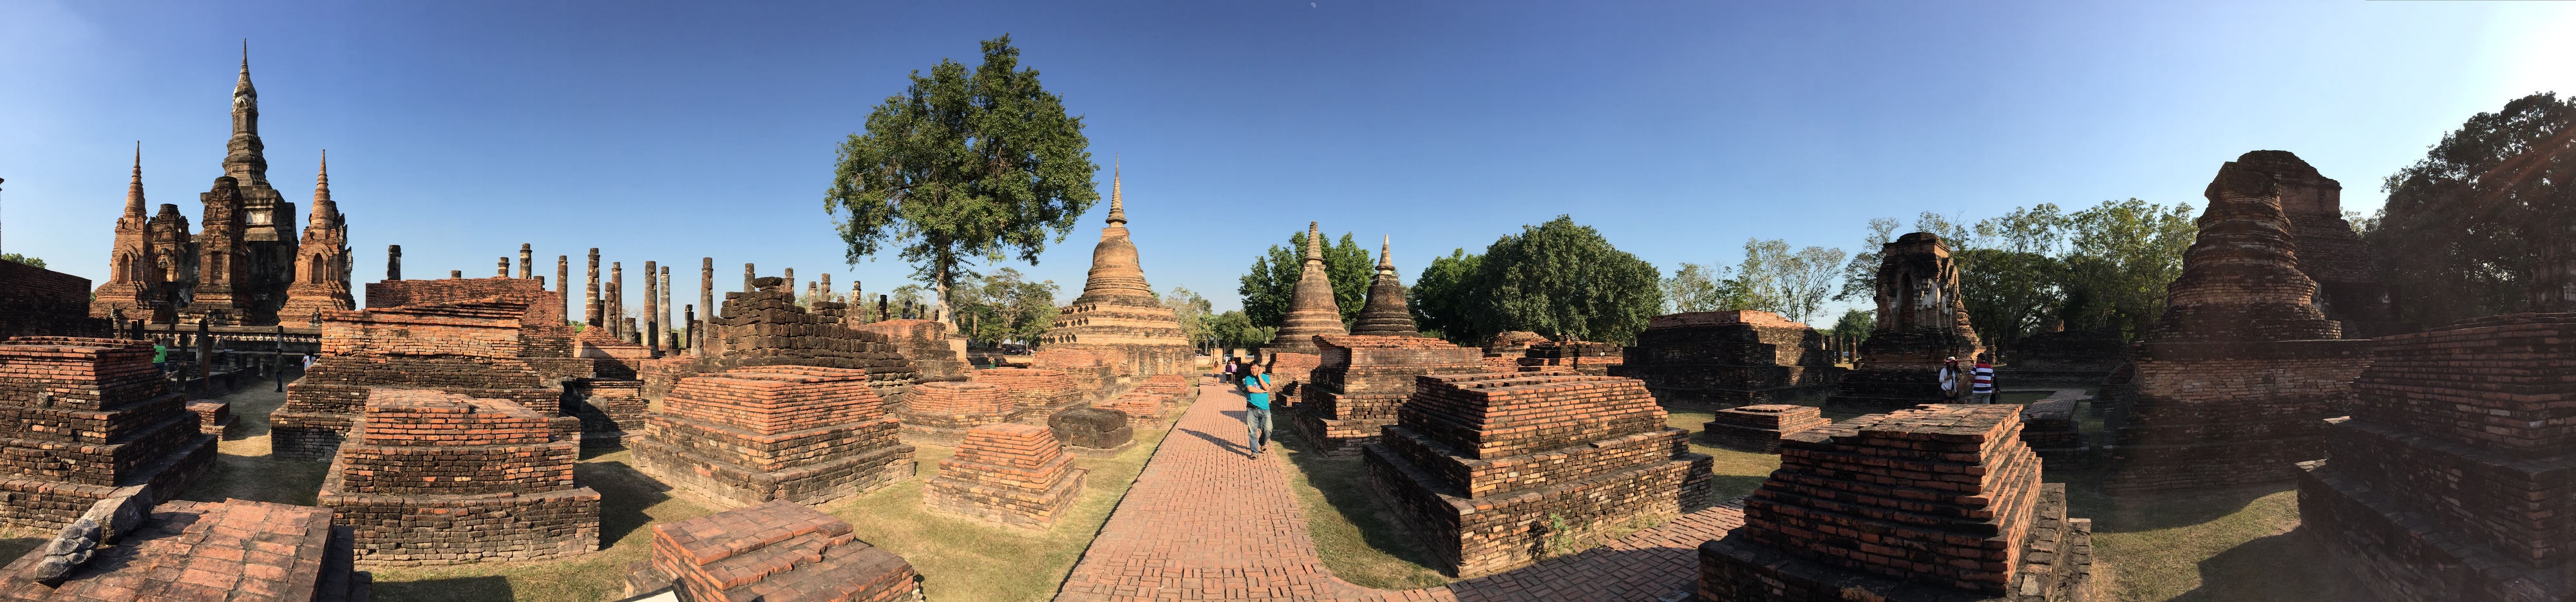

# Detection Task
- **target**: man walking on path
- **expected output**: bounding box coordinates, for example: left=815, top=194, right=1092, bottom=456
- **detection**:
left=1242, top=362, right=1274, bottom=455
left=1971, top=353, right=1997, bottom=404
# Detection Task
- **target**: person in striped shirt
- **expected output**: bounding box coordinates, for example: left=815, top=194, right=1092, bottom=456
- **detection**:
left=1971, top=353, right=1997, bottom=404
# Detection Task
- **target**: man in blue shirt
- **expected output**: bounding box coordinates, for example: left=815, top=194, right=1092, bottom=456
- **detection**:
left=1242, top=362, right=1274, bottom=455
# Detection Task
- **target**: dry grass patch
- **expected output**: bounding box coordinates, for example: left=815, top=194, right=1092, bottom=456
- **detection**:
left=175, top=388, right=330, bottom=506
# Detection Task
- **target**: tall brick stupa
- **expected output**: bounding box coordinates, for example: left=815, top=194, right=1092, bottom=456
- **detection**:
left=1822, top=232, right=1984, bottom=413
left=1037, top=167, right=1194, bottom=377
left=1347, top=237, right=1419, bottom=337
left=1258, top=222, right=1349, bottom=406
left=278, top=151, right=353, bottom=321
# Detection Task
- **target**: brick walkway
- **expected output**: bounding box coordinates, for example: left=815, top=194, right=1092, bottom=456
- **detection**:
left=1054, top=377, right=1745, bottom=602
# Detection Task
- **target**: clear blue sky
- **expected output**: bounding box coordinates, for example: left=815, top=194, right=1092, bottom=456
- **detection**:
left=4, top=1, right=2570, bottom=321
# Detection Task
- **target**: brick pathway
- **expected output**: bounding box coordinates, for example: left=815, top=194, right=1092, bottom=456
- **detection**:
left=1055, top=377, right=1745, bottom=602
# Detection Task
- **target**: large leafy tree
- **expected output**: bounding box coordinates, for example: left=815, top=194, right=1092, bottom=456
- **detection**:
left=1236, top=230, right=1370, bottom=328
left=951, top=267, right=1061, bottom=346
left=1200, top=310, right=1273, bottom=350
left=1955, top=204, right=2070, bottom=350
left=1737, top=239, right=1844, bottom=325
left=826, top=35, right=1098, bottom=325
left=1661, top=263, right=1757, bottom=314
left=2372, top=92, right=2576, bottom=324
left=1475, top=216, right=1665, bottom=344
left=1408, top=248, right=1484, bottom=344
left=1161, top=287, right=1215, bottom=348
left=2060, top=199, right=2195, bottom=338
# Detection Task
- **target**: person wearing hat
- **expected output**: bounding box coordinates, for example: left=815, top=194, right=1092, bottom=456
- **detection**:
left=1938, top=356, right=1962, bottom=402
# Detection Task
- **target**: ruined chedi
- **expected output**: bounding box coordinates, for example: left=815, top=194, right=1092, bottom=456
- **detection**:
left=1038, top=168, right=1195, bottom=377
left=1260, top=222, right=1349, bottom=407
left=2230, top=150, right=2415, bottom=338
left=1823, top=232, right=1984, bottom=413
left=2099, top=158, right=2371, bottom=493
left=277, top=151, right=354, bottom=319
left=1347, top=237, right=1419, bottom=337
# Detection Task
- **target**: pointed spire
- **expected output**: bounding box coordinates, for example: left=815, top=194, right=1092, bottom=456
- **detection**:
left=125, top=142, right=146, bottom=216
left=1106, top=159, right=1126, bottom=225
left=225, top=39, right=267, bottom=185
left=310, top=150, right=336, bottom=225
left=1305, top=221, right=1324, bottom=263
left=1377, top=235, right=1394, bottom=272
left=1350, top=235, right=1420, bottom=337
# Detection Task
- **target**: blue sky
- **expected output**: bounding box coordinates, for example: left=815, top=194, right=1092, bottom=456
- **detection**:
left=3, top=1, right=2571, bottom=322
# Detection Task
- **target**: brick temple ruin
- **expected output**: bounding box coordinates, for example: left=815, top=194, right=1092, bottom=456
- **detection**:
left=2099, top=158, right=2371, bottom=493
left=899, top=380, right=1019, bottom=444
left=974, top=366, right=1090, bottom=425
left=1348, top=237, right=1419, bottom=338
left=855, top=318, right=972, bottom=382
left=1610, top=310, right=1841, bottom=409
left=1037, top=171, right=1196, bottom=379
left=318, top=389, right=600, bottom=565
left=0, top=489, right=369, bottom=601
left=923, top=422, right=1088, bottom=530
left=683, top=277, right=922, bottom=413
left=2298, top=312, right=2576, bottom=601
left=1032, top=348, right=1119, bottom=404
left=88, top=55, right=351, bottom=328
left=625, top=501, right=922, bottom=602
left=1513, top=340, right=1624, bottom=375
left=1, top=249, right=108, bottom=341
left=1480, top=331, right=1548, bottom=373
left=1293, top=334, right=1484, bottom=456
left=1258, top=222, right=1350, bottom=409
left=2233, top=150, right=2416, bottom=338
left=1700, top=404, right=2096, bottom=601
left=632, top=365, right=916, bottom=507
left=1364, top=372, right=1713, bottom=578
left=0, top=337, right=214, bottom=529
left=270, top=279, right=584, bottom=461
left=1824, top=232, right=1985, bottom=413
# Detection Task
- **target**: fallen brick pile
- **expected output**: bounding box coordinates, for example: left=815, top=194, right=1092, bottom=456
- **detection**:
left=2021, top=397, right=2088, bottom=469
left=633, top=366, right=914, bottom=507
left=1364, top=372, right=1714, bottom=578
left=0, top=494, right=370, bottom=601
left=899, top=381, right=1019, bottom=444
left=1701, top=404, right=1829, bottom=454
left=2101, top=158, right=2371, bottom=493
left=2298, top=312, right=2576, bottom=601
left=1700, top=404, right=2096, bottom=601
left=924, top=423, right=1088, bottom=530
left=1293, top=335, right=1484, bottom=456
left=318, top=389, right=600, bottom=565
left=0, top=337, right=214, bottom=529
left=270, top=297, right=579, bottom=461
left=1611, top=310, right=1842, bottom=409
left=1824, top=232, right=1985, bottom=413
left=972, top=367, right=1088, bottom=425
left=624, top=500, right=921, bottom=602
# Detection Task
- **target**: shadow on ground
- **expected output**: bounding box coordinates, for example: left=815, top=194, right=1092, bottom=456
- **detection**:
left=576, top=453, right=672, bottom=545
left=2168, top=529, right=2382, bottom=602
left=175, top=387, right=330, bottom=506
left=369, top=574, right=515, bottom=601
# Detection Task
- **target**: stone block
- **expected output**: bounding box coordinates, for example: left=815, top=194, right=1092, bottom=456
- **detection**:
left=1047, top=408, right=1133, bottom=454
left=185, top=400, right=236, bottom=437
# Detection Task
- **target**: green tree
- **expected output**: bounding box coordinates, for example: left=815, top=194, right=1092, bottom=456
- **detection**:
left=1162, top=287, right=1215, bottom=348
left=1408, top=249, right=1485, bottom=345
left=951, top=267, right=1061, bottom=345
left=2060, top=199, right=2197, bottom=338
left=1830, top=308, right=1875, bottom=342
left=826, top=35, right=1098, bottom=325
left=1738, top=240, right=1844, bottom=325
left=2372, top=92, right=2576, bottom=324
left=1662, top=263, right=1756, bottom=314
left=0, top=253, right=43, bottom=268
left=1956, top=204, right=2070, bottom=350
left=1236, top=230, right=1370, bottom=328
left=1200, top=310, right=1274, bottom=350
left=1474, top=216, right=1665, bottom=344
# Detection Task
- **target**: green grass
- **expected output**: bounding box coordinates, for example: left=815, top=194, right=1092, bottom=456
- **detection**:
left=368, top=449, right=708, bottom=601
left=1275, top=428, right=1453, bottom=590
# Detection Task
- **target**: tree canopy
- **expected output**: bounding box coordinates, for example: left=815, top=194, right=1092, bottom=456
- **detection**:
left=1660, top=262, right=1756, bottom=314
left=949, top=267, right=1060, bottom=346
left=2371, top=92, right=2576, bottom=324
left=826, top=35, right=1097, bottom=325
left=1236, top=230, right=1370, bottom=328
left=1161, top=287, right=1215, bottom=348
left=1408, top=248, right=1484, bottom=343
left=1402, top=216, right=1662, bottom=345
left=0, top=253, right=42, bottom=268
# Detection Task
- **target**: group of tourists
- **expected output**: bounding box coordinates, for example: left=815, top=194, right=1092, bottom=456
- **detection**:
left=1939, top=352, right=1998, bottom=404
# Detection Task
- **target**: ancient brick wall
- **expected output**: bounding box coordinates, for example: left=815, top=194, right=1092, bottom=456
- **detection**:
left=1097, top=390, right=1168, bottom=429
left=1260, top=351, right=1321, bottom=410
left=627, top=501, right=920, bottom=602
left=855, top=319, right=972, bottom=381
left=1701, top=404, right=1828, bottom=454
left=1611, top=310, right=1842, bottom=409
left=0, top=261, right=109, bottom=341
left=1363, top=372, right=1713, bottom=578
left=2299, top=312, right=2576, bottom=601
left=565, top=378, right=645, bottom=447
left=972, top=367, right=1086, bottom=424
left=318, top=389, right=598, bottom=565
left=271, top=299, right=572, bottom=461
left=1033, top=348, right=1119, bottom=403
left=1293, top=335, right=1484, bottom=456
left=693, top=279, right=919, bottom=411
left=923, top=423, right=1086, bottom=530
left=900, top=381, right=1018, bottom=442
left=632, top=366, right=914, bottom=507
left=2020, top=397, right=2088, bottom=470
left=1700, top=404, right=2096, bottom=601
left=0, top=337, right=214, bottom=529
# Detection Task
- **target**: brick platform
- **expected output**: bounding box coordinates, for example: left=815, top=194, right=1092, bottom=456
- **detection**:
left=1611, top=310, right=1842, bottom=409
left=1033, top=348, right=1119, bottom=404
left=1700, top=404, right=2096, bottom=601
left=567, top=378, right=647, bottom=447
left=1701, top=404, right=1828, bottom=453
left=1098, top=390, right=1168, bottom=430
left=1514, top=341, right=1624, bottom=376
left=974, top=367, right=1088, bottom=424
left=2298, top=312, right=2576, bottom=601
left=1824, top=233, right=1985, bottom=413
left=924, top=423, right=1088, bottom=530
left=1138, top=373, right=1193, bottom=411
left=270, top=296, right=580, bottom=461
left=898, top=381, right=1019, bottom=444
left=185, top=399, right=236, bottom=437
left=632, top=366, right=915, bottom=507
left=625, top=500, right=921, bottom=602
left=1362, top=372, right=1714, bottom=578
left=0, top=337, right=215, bottom=530
left=0, top=498, right=370, bottom=601
left=2020, top=394, right=2089, bottom=470
left=318, top=389, right=601, bottom=565
left=1048, top=407, right=1134, bottom=455
left=1292, top=335, right=1484, bottom=456
left=2101, top=158, right=2371, bottom=493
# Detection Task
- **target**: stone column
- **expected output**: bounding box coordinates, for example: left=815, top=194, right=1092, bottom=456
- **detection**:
left=387, top=245, right=402, bottom=280
left=683, top=305, right=695, bottom=352
left=645, top=260, right=661, bottom=355
left=611, top=261, right=627, bottom=341
left=450, top=270, right=462, bottom=279
left=820, top=274, right=833, bottom=303
left=557, top=256, right=571, bottom=325
left=496, top=258, right=507, bottom=277
left=518, top=244, right=533, bottom=279
left=586, top=249, right=602, bottom=328
left=784, top=268, right=796, bottom=305
left=743, top=263, right=754, bottom=293
left=699, top=258, right=714, bottom=355
left=660, top=265, right=672, bottom=343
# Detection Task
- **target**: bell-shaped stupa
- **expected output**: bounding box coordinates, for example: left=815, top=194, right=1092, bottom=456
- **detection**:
left=1347, top=236, right=1419, bottom=337
left=1037, top=167, right=1195, bottom=377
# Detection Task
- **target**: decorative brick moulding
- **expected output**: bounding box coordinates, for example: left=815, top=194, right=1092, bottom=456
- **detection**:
left=923, top=423, right=1088, bottom=531
left=1701, top=404, right=1830, bottom=454
left=319, top=389, right=600, bottom=565
left=1700, top=404, right=2097, bottom=602
left=0, top=337, right=214, bottom=530
left=625, top=500, right=922, bottom=602
left=1824, top=232, right=1985, bottom=414
left=1363, top=372, right=1714, bottom=578
left=972, top=367, right=1088, bottom=426
left=2099, top=157, right=2371, bottom=494
left=1294, top=334, right=1484, bottom=456
left=1612, top=310, right=1843, bottom=409
left=0, top=494, right=370, bottom=601
left=2298, top=312, right=2576, bottom=602
left=632, top=366, right=915, bottom=508
left=898, top=381, right=1019, bottom=444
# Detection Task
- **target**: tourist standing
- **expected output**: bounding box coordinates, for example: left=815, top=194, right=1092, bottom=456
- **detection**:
left=1241, top=362, right=1274, bottom=455
left=152, top=342, right=169, bottom=375
left=1972, top=353, right=1998, bottom=404
left=1937, top=357, right=1961, bottom=402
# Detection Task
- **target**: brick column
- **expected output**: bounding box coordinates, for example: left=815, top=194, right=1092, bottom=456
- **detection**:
left=644, top=260, right=661, bottom=355
left=557, top=255, right=570, bottom=326
left=386, top=245, right=401, bottom=280
left=518, top=243, right=533, bottom=279
left=585, top=249, right=601, bottom=328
